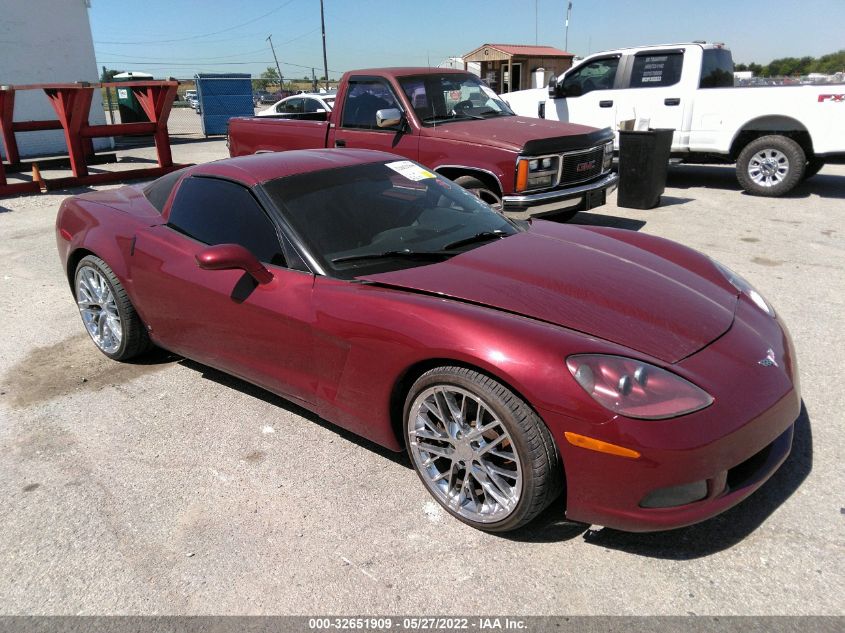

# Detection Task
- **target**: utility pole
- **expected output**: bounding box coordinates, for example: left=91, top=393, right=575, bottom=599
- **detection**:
left=320, top=0, right=329, bottom=90
left=266, top=34, right=283, bottom=91
left=565, top=2, right=572, bottom=52
left=311, top=67, right=317, bottom=92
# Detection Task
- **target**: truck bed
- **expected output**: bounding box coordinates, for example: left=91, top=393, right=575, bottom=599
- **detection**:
left=228, top=117, right=330, bottom=157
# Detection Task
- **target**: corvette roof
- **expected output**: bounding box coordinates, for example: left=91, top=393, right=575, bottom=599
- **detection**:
left=186, top=148, right=400, bottom=186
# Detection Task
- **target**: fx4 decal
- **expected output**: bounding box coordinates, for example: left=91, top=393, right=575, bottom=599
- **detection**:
left=818, top=94, right=845, bottom=102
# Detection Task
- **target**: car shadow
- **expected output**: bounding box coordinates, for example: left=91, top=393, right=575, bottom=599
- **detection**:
left=667, top=164, right=845, bottom=200
left=570, top=211, right=647, bottom=231
left=177, top=358, right=411, bottom=468
left=666, top=164, right=742, bottom=191
left=167, top=353, right=811, bottom=552
left=577, top=401, right=813, bottom=559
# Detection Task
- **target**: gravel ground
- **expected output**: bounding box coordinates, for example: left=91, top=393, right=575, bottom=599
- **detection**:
left=0, top=141, right=843, bottom=615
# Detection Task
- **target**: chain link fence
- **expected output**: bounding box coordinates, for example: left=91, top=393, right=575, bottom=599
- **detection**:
left=101, top=79, right=261, bottom=147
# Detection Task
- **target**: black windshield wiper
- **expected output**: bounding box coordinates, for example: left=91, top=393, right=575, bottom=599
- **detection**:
left=421, top=115, right=454, bottom=123
left=478, top=109, right=513, bottom=117
left=443, top=230, right=509, bottom=250
left=331, top=250, right=455, bottom=265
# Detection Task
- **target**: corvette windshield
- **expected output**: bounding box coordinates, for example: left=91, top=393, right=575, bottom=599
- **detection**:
left=263, top=161, right=518, bottom=278
left=399, top=73, right=514, bottom=124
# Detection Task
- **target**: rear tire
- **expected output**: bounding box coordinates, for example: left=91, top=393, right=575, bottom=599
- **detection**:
left=736, top=135, right=805, bottom=197
left=74, top=255, right=152, bottom=361
left=404, top=366, right=562, bottom=532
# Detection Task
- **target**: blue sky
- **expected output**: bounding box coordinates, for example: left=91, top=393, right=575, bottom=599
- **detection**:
left=89, top=0, right=844, bottom=79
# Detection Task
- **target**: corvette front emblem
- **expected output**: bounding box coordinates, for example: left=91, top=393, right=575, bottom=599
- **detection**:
left=758, top=348, right=778, bottom=367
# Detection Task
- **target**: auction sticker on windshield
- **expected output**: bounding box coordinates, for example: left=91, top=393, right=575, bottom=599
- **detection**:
left=386, top=161, right=436, bottom=181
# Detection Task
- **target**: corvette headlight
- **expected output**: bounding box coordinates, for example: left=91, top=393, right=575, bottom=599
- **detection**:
left=516, top=155, right=560, bottom=192
left=566, top=354, right=713, bottom=420
left=711, top=259, right=775, bottom=317
left=602, top=141, right=614, bottom=171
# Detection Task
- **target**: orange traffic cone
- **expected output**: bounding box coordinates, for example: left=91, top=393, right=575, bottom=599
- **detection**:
left=32, top=163, right=45, bottom=192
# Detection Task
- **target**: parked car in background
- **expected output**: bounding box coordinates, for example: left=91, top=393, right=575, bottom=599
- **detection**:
left=505, top=42, right=845, bottom=196
left=256, top=93, right=336, bottom=118
left=56, top=149, right=800, bottom=533
left=229, top=67, right=618, bottom=221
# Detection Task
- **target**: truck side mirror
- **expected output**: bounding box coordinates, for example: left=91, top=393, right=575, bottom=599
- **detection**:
left=376, top=108, right=403, bottom=128
left=548, top=77, right=558, bottom=99
left=563, top=83, right=582, bottom=98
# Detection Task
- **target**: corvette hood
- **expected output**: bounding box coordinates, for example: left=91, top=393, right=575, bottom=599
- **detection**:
left=360, top=223, right=738, bottom=364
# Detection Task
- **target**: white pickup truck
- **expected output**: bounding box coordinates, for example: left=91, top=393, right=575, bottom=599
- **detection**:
left=504, top=42, right=845, bottom=196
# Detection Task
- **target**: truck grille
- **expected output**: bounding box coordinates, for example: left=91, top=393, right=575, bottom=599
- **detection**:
left=560, top=146, right=605, bottom=185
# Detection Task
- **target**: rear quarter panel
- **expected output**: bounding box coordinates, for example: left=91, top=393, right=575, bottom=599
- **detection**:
left=55, top=197, right=150, bottom=298
left=688, top=86, right=845, bottom=155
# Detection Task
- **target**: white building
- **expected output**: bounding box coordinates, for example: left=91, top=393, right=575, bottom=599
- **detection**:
left=0, top=0, right=109, bottom=159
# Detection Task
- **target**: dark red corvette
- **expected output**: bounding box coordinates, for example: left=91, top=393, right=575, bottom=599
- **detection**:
left=56, top=149, right=800, bottom=533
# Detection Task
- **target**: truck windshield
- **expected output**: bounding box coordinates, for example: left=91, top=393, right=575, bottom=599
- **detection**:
left=262, top=161, right=518, bottom=279
left=700, top=49, right=735, bottom=88
left=398, top=73, right=514, bottom=125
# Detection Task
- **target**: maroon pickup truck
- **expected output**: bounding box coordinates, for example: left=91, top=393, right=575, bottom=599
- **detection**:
left=228, top=67, right=618, bottom=219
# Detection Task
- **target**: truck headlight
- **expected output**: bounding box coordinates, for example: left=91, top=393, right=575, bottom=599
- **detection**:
left=602, top=141, right=614, bottom=171
left=516, top=156, right=560, bottom=192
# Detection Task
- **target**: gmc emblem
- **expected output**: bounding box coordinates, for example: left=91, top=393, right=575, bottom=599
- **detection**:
left=576, top=159, right=596, bottom=172
left=819, top=94, right=845, bottom=102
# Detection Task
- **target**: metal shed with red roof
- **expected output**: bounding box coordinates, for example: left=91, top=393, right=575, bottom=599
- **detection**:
left=462, top=43, right=575, bottom=94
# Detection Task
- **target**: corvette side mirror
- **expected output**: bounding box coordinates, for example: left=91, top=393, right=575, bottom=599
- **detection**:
left=196, top=243, right=273, bottom=285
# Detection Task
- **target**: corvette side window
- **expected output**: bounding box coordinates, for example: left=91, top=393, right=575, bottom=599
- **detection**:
left=168, top=177, right=286, bottom=266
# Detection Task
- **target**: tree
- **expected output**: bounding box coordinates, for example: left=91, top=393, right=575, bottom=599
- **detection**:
left=253, top=66, right=281, bottom=90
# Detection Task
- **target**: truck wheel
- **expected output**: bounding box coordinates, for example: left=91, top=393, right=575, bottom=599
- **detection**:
left=803, top=158, right=825, bottom=180
left=454, top=176, right=503, bottom=211
left=736, top=135, right=805, bottom=197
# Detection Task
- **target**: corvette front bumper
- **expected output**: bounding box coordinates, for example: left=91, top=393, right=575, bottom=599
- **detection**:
left=540, top=299, right=801, bottom=532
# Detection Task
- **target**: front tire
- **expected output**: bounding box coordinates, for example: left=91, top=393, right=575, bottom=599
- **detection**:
left=404, top=366, right=562, bottom=532
left=736, top=135, right=805, bottom=197
left=74, top=255, right=151, bottom=361
left=803, top=157, right=825, bottom=180
left=453, top=175, right=503, bottom=211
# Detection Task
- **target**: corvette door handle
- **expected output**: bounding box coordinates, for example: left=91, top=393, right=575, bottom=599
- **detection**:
left=599, top=100, right=613, bottom=108
left=334, top=139, right=346, bottom=147
left=664, top=98, right=681, bottom=106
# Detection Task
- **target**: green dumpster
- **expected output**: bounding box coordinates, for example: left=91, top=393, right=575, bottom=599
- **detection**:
left=112, top=71, right=153, bottom=123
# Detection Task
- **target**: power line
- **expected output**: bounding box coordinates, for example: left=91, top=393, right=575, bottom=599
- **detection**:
left=93, top=0, right=300, bottom=45
left=96, top=47, right=271, bottom=62
left=98, top=59, right=346, bottom=73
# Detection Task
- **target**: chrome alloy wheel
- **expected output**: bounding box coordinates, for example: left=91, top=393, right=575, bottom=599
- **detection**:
left=76, top=265, right=122, bottom=354
left=407, top=386, right=523, bottom=523
left=748, top=148, right=789, bottom=188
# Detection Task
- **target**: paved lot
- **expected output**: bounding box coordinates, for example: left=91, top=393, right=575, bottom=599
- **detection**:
left=0, top=141, right=843, bottom=615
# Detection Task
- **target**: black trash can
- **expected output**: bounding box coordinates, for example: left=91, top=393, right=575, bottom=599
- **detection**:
left=617, top=128, right=674, bottom=209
